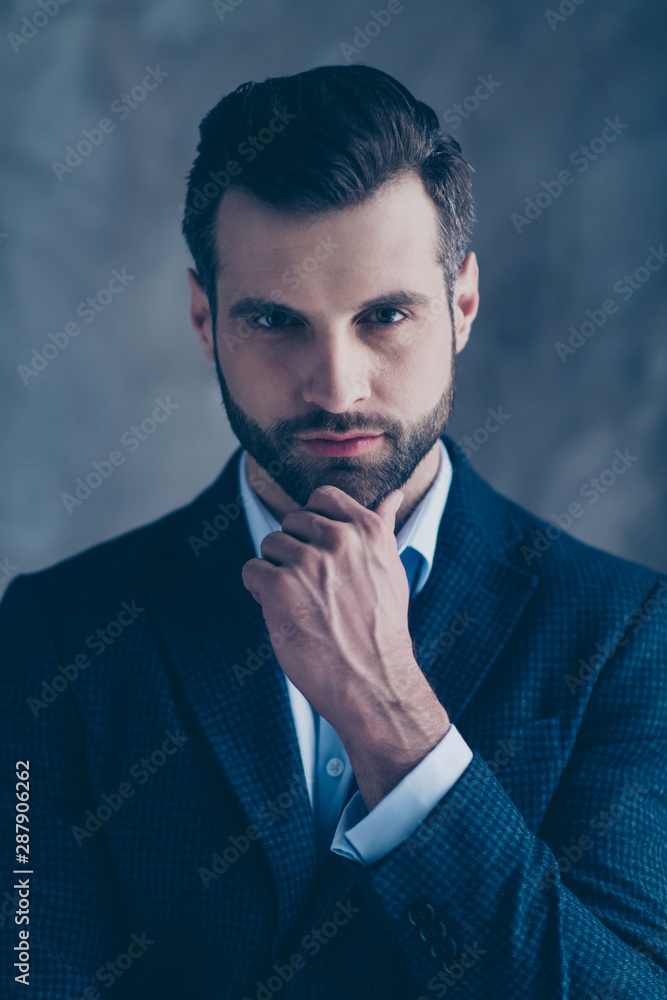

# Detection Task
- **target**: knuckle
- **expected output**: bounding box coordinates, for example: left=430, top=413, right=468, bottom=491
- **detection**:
left=365, top=514, right=384, bottom=538
left=321, top=521, right=344, bottom=548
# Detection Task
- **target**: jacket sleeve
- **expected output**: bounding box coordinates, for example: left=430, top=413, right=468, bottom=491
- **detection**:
left=0, top=574, right=129, bottom=999
left=350, top=576, right=667, bottom=999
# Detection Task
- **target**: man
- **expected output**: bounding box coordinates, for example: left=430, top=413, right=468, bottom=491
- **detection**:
left=1, top=64, right=666, bottom=1000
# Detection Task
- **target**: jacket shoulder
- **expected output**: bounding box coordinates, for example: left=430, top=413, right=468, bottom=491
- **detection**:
left=442, top=435, right=664, bottom=608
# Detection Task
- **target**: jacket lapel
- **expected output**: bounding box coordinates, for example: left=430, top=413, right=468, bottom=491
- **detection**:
left=408, top=436, right=539, bottom=724
left=146, top=450, right=319, bottom=958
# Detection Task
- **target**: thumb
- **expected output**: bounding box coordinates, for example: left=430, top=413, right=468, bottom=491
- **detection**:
left=373, top=489, right=404, bottom=530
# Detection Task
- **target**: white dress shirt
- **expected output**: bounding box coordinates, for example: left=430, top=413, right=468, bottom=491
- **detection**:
left=238, top=439, right=473, bottom=865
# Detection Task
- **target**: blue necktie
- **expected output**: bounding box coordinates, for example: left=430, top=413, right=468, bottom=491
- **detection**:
left=312, top=546, right=423, bottom=861
left=399, top=545, right=422, bottom=596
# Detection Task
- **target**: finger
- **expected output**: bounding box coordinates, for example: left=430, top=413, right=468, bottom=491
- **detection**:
left=259, top=530, right=308, bottom=565
left=373, top=490, right=404, bottom=531
left=280, top=508, right=335, bottom=543
left=302, top=485, right=367, bottom=522
left=241, top=557, right=280, bottom=601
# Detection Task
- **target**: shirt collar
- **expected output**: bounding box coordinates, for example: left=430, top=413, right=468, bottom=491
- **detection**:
left=238, top=438, right=453, bottom=597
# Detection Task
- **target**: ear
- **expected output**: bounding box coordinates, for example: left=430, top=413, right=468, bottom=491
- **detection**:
left=452, top=251, right=480, bottom=355
left=187, top=268, right=215, bottom=363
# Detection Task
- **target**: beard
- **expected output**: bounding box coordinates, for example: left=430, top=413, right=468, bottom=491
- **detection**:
left=213, top=340, right=457, bottom=511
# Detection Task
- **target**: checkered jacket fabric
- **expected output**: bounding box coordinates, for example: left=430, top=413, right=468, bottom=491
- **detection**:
left=1, top=434, right=666, bottom=1000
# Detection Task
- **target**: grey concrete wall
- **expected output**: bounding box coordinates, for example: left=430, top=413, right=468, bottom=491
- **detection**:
left=2, top=0, right=666, bottom=597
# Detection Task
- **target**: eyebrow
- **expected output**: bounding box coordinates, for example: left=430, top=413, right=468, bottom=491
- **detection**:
left=226, top=289, right=433, bottom=322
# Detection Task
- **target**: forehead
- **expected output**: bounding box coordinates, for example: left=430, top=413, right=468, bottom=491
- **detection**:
left=212, top=173, right=442, bottom=287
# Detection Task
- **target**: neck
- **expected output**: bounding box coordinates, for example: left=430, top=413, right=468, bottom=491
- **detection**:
left=245, top=441, right=442, bottom=533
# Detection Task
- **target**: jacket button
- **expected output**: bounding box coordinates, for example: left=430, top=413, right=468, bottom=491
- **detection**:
left=419, top=919, right=447, bottom=945
left=430, top=937, right=457, bottom=968
left=406, top=902, right=435, bottom=926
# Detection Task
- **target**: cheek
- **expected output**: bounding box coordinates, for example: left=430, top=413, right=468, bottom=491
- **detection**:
left=376, top=330, right=451, bottom=406
left=219, top=341, right=296, bottom=413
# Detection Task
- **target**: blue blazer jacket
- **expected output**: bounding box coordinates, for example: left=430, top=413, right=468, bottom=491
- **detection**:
left=1, top=434, right=666, bottom=999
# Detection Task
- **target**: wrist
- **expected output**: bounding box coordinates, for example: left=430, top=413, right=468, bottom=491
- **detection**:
left=339, top=679, right=451, bottom=810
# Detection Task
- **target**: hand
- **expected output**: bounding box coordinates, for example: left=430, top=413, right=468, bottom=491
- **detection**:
left=241, top=485, right=450, bottom=809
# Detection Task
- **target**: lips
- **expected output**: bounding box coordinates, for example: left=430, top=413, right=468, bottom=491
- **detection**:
left=299, top=432, right=380, bottom=441
left=298, top=434, right=383, bottom=457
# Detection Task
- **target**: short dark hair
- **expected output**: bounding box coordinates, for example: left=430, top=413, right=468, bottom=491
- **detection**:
left=182, top=64, right=475, bottom=316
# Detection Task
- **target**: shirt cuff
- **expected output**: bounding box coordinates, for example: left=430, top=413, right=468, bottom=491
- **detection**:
left=330, top=724, right=473, bottom=865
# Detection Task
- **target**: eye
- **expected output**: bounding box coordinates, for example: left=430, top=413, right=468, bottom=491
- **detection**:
left=364, top=307, right=408, bottom=326
left=251, top=310, right=302, bottom=330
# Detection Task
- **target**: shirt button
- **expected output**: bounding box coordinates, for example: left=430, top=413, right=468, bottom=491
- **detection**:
left=326, top=757, right=345, bottom=778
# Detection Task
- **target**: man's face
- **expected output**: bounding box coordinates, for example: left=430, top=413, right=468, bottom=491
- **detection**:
left=191, top=173, right=477, bottom=510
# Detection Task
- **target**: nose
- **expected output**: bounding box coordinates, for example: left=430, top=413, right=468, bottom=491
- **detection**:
left=301, top=328, right=370, bottom=412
